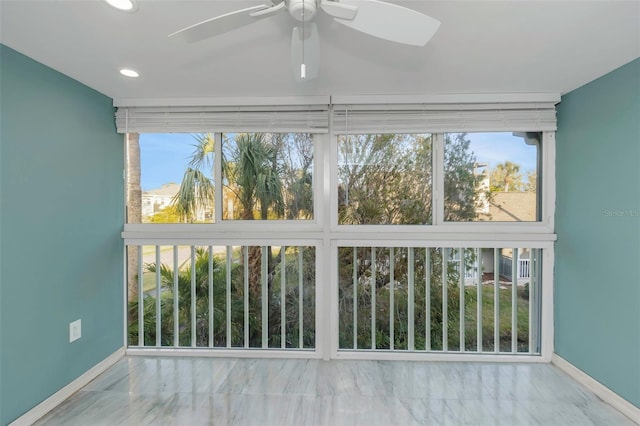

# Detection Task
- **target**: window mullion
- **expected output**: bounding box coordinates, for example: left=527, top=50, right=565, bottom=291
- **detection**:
left=329, top=133, right=339, bottom=231
left=323, top=131, right=334, bottom=360
left=214, top=132, right=223, bottom=224
left=433, top=133, right=445, bottom=226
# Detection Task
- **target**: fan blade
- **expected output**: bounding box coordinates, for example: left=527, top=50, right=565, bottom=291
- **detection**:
left=291, top=23, right=320, bottom=82
left=250, top=1, right=286, bottom=18
left=334, top=0, right=440, bottom=46
left=168, top=4, right=279, bottom=43
left=320, top=0, right=358, bottom=20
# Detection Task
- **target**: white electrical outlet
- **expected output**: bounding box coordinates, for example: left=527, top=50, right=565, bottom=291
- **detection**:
left=69, top=319, right=82, bottom=343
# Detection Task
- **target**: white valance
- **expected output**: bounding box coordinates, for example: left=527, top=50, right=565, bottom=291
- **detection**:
left=115, top=105, right=330, bottom=134
left=331, top=102, right=557, bottom=134
left=114, top=95, right=557, bottom=134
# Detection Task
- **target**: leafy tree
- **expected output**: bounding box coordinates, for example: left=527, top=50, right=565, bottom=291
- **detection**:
left=338, top=134, right=432, bottom=225
left=275, top=133, right=314, bottom=219
left=524, top=170, right=537, bottom=192
left=490, top=161, right=523, bottom=192
left=337, top=246, right=529, bottom=352
left=444, top=133, right=482, bottom=221
left=148, top=204, right=182, bottom=223
left=335, top=133, right=491, bottom=350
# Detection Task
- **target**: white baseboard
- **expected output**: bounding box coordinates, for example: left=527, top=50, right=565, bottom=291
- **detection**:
left=9, top=347, right=125, bottom=426
left=552, top=353, right=640, bottom=424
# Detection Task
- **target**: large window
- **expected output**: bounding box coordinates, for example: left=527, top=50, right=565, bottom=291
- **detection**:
left=127, top=132, right=315, bottom=224
left=337, top=134, right=432, bottom=225
left=127, top=133, right=215, bottom=224
left=122, top=100, right=555, bottom=359
left=222, top=133, right=314, bottom=220
left=128, top=131, right=543, bottom=226
left=334, top=131, right=542, bottom=226
left=445, top=132, right=540, bottom=222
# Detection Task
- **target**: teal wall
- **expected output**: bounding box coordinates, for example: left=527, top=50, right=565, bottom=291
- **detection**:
left=0, top=45, right=124, bottom=425
left=555, top=58, right=640, bottom=408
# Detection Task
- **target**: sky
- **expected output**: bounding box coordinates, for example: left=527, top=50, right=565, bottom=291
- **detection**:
left=140, top=133, right=207, bottom=191
left=463, top=132, right=538, bottom=173
left=139, top=132, right=537, bottom=191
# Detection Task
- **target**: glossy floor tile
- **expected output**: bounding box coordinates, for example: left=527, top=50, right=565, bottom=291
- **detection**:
left=34, top=357, right=636, bottom=426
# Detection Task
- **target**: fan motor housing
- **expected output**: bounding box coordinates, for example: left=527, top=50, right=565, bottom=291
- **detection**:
left=288, top=0, right=318, bottom=22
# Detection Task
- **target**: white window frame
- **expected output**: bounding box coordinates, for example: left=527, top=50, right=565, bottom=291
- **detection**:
left=326, top=129, right=555, bottom=362
left=123, top=132, right=326, bottom=238
left=330, top=131, right=555, bottom=237
left=328, top=240, right=554, bottom=363
left=120, top=95, right=557, bottom=362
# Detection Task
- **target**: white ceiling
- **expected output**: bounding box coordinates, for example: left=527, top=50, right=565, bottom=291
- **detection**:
left=1, top=0, right=639, bottom=101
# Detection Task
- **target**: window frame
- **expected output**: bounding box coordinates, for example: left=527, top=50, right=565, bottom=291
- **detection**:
left=124, top=132, right=326, bottom=235
left=330, top=131, right=556, bottom=237
left=124, top=129, right=556, bottom=240
left=334, top=132, right=435, bottom=228
left=121, top=98, right=557, bottom=362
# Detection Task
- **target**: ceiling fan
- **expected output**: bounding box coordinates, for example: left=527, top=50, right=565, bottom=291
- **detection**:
left=169, top=0, right=440, bottom=82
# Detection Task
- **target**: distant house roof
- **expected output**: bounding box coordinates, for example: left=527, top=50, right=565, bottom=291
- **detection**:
left=483, top=192, right=537, bottom=221
left=143, top=183, right=180, bottom=197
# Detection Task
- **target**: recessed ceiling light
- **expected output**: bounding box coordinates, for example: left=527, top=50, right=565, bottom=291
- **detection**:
left=105, top=0, right=136, bottom=12
left=120, top=68, right=139, bottom=78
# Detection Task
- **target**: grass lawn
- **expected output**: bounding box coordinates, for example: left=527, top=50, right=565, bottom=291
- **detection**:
left=341, top=282, right=531, bottom=352
left=459, top=283, right=530, bottom=352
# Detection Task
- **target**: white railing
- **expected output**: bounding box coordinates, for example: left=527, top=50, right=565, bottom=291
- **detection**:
left=518, top=258, right=531, bottom=279
left=127, top=244, right=316, bottom=351
left=337, top=246, right=541, bottom=355
left=127, top=243, right=541, bottom=357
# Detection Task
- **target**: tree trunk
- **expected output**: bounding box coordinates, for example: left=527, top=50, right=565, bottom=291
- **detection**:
left=239, top=207, right=263, bottom=297
left=248, top=246, right=262, bottom=297
left=126, top=133, right=142, bottom=302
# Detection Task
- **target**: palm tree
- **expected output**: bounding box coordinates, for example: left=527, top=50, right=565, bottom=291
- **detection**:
left=491, top=161, right=522, bottom=192
left=222, top=133, right=285, bottom=295
left=173, top=133, right=285, bottom=222
left=172, top=133, right=285, bottom=296
left=223, top=133, right=284, bottom=220
left=173, top=134, right=216, bottom=222
left=139, top=248, right=247, bottom=347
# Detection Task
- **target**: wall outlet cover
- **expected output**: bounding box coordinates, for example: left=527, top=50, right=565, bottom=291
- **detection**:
left=69, top=319, right=81, bottom=343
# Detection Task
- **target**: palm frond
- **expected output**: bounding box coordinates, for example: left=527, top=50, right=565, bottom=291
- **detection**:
left=172, top=168, right=215, bottom=222
left=189, top=133, right=215, bottom=170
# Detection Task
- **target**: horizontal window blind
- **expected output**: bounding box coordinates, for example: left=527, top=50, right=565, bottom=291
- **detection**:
left=332, top=102, right=557, bottom=134
left=115, top=101, right=556, bottom=134
left=115, top=105, right=329, bottom=134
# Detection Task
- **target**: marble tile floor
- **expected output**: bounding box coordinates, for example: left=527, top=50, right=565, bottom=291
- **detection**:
left=34, top=356, right=636, bottom=426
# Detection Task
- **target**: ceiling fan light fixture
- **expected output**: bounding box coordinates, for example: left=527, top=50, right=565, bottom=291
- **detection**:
left=105, top=0, right=137, bottom=12
left=289, top=0, right=317, bottom=22
left=169, top=0, right=440, bottom=82
left=119, top=68, right=139, bottom=78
